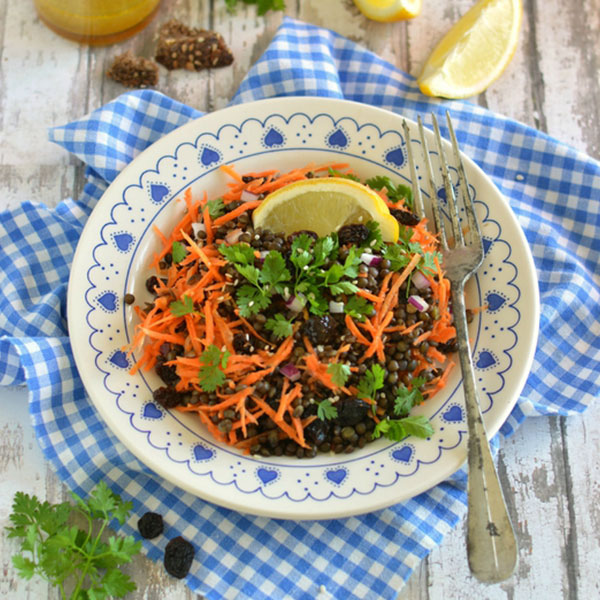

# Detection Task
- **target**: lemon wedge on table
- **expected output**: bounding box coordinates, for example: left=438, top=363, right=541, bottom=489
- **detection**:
left=252, top=177, right=399, bottom=242
left=417, top=0, right=522, bottom=99
left=353, top=0, right=422, bottom=22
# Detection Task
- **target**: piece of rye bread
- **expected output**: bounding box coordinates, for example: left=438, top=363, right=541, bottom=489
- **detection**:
left=155, top=20, right=234, bottom=71
left=106, top=51, right=159, bottom=88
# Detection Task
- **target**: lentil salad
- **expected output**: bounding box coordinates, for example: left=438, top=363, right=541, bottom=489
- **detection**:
left=128, top=163, right=458, bottom=458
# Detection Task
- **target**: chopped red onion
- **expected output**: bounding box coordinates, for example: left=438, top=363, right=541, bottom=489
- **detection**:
left=285, top=293, right=306, bottom=313
left=412, top=271, right=431, bottom=290
left=225, top=228, right=243, bottom=245
left=360, top=252, right=382, bottom=267
left=280, top=363, right=301, bottom=382
left=241, top=189, right=260, bottom=203
left=329, top=300, right=345, bottom=314
left=408, top=295, right=429, bottom=312
left=191, top=222, right=206, bottom=237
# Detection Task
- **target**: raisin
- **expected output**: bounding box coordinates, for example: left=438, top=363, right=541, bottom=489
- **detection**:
left=153, top=386, right=181, bottom=408
left=305, top=418, right=330, bottom=446
left=301, top=315, right=338, bottom=346
left=156, top=359, right=180, bottom=386
left=137, top=512, right=164, bottom=539
left=337, top=398, right=369, bottom=426
left=164, top=536, right=195, bottom=579
left=338, top=224, right=369, bottom=246
left=390, top=208, right=420, bottom=226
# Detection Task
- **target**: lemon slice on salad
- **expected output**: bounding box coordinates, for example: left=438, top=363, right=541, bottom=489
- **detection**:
left=417, top=0, right=522, bottom=99
left=252, top=177, right=399, bottom=242
left=353, top=0, right=422, bottom=21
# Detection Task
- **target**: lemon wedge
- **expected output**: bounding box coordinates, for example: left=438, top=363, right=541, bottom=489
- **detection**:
left=353, top=0, right=422, bottom=21
left=417, top=0, right=522, bottom=99
left=252, top=177, right=399, bottom=242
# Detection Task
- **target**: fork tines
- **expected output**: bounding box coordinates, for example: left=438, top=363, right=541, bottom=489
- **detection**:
left=403, top=112, right=483, bottom=263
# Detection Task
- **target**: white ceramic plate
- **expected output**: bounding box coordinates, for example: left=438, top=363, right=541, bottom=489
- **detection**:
left=68, top=97, right=539, bottom=519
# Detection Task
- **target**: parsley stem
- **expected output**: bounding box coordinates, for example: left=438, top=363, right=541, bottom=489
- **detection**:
left=70, top=518, right=108, bottom=600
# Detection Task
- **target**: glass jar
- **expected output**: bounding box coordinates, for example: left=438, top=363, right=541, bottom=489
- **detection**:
left=34, top=0, right=162, bottom=45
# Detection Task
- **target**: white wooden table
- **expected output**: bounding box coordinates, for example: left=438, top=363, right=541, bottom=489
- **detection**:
left=1, top=1, right=599, bottom=598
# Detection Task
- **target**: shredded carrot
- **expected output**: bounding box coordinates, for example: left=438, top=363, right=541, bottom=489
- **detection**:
left=128, top=162, right=458, bottom=454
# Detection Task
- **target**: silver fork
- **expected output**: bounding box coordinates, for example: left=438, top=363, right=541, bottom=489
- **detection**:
left=402, top=112, right=518, bottom=583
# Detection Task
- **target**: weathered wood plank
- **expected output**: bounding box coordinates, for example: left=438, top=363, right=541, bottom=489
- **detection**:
left=2, top=1, right=600, bottom=599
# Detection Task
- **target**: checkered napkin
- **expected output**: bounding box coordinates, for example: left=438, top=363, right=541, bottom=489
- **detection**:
left=2, top=17, right=599, bottom=600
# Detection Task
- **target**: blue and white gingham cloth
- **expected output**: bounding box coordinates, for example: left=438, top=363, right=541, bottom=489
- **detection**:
left=2, top=17, right=599, bottom=600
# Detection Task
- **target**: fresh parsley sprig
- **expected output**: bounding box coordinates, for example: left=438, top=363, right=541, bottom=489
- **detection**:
left=5, top=481, right=141, bottom=600
left=394, top=376, right=427, bottom=416
left=198, top=344, right=230, bottom=392
left=365, top=175, right=413, bottom=209
left=224, top=0, right=285, bottom=15
left=326, top=362, right=351, bottom=388
left=219, top=244, right=291, bottom=317
left=207, top=197, right=226, bottom=219
left=171, top=240, right=187, bottom=264
left=357, top=364, right=386, bottom=402
left=372, top=415, right=434, bottom=442
left=265, top=313, right=294, bottom=339
left=374, top=377, right=434, bottom=442
left=316, top=398, right=338, bottom=421
left=169, top=295, right=196, bottom=317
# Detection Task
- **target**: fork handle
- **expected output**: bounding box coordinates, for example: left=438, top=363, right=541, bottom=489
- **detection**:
left=451, top=282, right=518, bottom=583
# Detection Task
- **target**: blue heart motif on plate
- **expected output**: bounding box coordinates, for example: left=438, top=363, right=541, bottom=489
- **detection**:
left=482, top=237, right=493, bottom=254
left=150, top=184, right=169, bottom=204
left=113, top=233, right=134, bottom=253
left=199, top=146, right=221, bottom=166
left=257, top=468, right=278, bottom=485
left=142, top=403, right=163, bottom=419
left=97, top=292, right=117, bottom=312
left=263, top=128, right=284, bottom=147
left=476, top=350, right=497, bottom=369
left=392, top=446, right=413, bottom=463
left=328, top=129, right=348, bottom=148
left=385, top=147, right=405, bottom=167
left=326, top=468, right=348, bottom=485
left=442, top=405, right=464, bottom=423
left=108, top=351, right=129, bottom=369
left=486, top=292, right=506, bottom=311
left=193, top=445, right=214, bottom=461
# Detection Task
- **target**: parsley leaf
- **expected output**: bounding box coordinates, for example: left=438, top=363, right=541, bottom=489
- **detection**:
left=219, top=242, right=256, bottom=265
left=259, top=251, right=291, bottom=294
left=365, top=175, right=413, bottom=209
left=394, top=377, right=427, bottom=416
left=236, top=285, right=270, bottom=317
left=382, top=244, right=411, bottom=272
left=327, top=167, right=361, bottom=181
left=327, top=362, right=351, bottom=387
left=357, top=364, right=386, bottom=401
left=6, top=482, right=141, bottom=599
left=372, top=415, right=434, bottom=441
left=198, top=344, right=230, bottom=392
left=169, top=295, right=196, bottom=317
left=171, top=240, right=187, bottom=264
left=265, top=314, right=293, bottom=339
left=224, top=0, right=285, bottom=15
left=362, top=220, right=385, bottom=251
left=207, top=197, right=225, bottom=219
left=316, top=399, right=339, bottom=421
left=344, top=295, right=374, bottom=322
